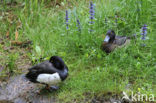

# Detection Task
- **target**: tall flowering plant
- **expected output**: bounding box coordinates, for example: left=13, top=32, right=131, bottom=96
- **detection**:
left=140, top=24, right=148, bottom=46
left=65, top=10, right=69, bottom=35
left=89, top=1, right=95, bottom=33
left=65, top=10, right=69, bottom=29
left=76, top=19, right=81, bottom=35
left=141, top=24, right=147, bottom=40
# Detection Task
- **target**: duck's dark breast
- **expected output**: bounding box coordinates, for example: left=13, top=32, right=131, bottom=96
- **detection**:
left=101, top=42, right=117, bottom=53
left=59, top=67, right=68, bottom=81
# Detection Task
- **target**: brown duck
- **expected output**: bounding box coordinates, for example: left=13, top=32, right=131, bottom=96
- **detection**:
left=101, top=30, right=130, bottom=53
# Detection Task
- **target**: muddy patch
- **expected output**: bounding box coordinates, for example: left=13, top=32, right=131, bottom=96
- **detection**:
left=0, top=74, right=56, bottom=103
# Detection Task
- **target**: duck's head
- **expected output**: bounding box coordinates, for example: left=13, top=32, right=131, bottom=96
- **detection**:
left=49, top=56, right=65, bottom=70
left=104, top=30, right=116, bottom=43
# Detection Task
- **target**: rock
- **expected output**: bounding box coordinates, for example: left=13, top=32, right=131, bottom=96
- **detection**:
left=121, top=91, right=132, bottom=103
left=0, top=74, right=56, bottom=103
left=110, top=98, right=121, bottom=103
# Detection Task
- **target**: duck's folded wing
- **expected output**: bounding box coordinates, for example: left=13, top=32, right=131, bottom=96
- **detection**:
left=28, top=62, right=57, bottom=74
left=115, top=36, right=127, bottom=46
left=26, top=62, right=56, bottom=82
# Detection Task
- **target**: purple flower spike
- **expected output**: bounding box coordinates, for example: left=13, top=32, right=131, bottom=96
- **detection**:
left=140, top=24, right=148, bottom=40
left=89, top=1, right=95, bottom=33
left=76, top=19, right=81, bottom=33
left=77, top=19, right=80, bottom=25
left=89, top=1, right=95, bottom=22
left=65, top=10, right=69, bottom=30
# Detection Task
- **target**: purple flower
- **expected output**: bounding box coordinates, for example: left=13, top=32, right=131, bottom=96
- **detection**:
left=90, top=16, right=95, bottom=19
left=89, top=10, right=95, bottom=14
left=115, top=15, right=118, bottom=25
left=89, top=21, right=94, bottom=24
left=141, top=36, right=146, bottom=40
left=77, top=19, right=80, bottom=25
left=65, top=10, right=69, bottom=30
left=89, top=1, right=95, bottom=22
left=76, top=19, right=81, bottom=33
left=140, top=24, right=147, bottom=40
left=89, top=1, right=95, bottom=33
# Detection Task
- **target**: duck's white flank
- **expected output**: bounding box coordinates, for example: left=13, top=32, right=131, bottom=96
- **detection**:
left=37, top=73, right=61, bottom=85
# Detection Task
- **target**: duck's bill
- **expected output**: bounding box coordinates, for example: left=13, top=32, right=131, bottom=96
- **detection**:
left=104, top=35, right=110, bottom=42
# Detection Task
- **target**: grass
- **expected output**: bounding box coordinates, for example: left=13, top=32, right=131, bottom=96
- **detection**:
left=0, top=0, right=155, bottom=102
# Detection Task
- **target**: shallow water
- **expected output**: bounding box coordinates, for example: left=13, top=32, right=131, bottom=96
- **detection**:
left=0, top=74, right=56, bottom=103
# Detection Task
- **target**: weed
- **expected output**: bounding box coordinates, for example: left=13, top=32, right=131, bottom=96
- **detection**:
left=6, top=53, right=19, bottom=74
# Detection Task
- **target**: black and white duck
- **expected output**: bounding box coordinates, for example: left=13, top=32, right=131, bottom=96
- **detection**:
left=26, top=56, right=68, bottom=91
left=101, top=30, right=131, bottom=53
